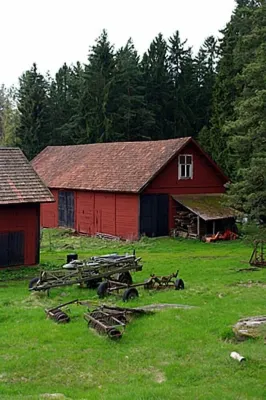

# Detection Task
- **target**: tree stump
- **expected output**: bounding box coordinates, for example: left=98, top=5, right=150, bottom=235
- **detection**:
left=233, top=316, right=266, bottom=341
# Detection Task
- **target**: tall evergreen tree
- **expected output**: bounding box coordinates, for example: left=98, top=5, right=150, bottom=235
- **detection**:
left=196, top=36, right=217, bottom=136
left=206, top=0, right=257, bottom=175
left=48, top=62, right=83, bottom=145
left=112, top=39, right=154, bottom=141
left=141, top=33, right=173, bottom=140
left=225, top=1, right=266, bottom=220
left=80, top=30, right=115, bottom=143
left=168, top=31, right=198, bottom=138
left=16, top=64, right=50, bottom=159
left=0, top=85, right=19, bottom=146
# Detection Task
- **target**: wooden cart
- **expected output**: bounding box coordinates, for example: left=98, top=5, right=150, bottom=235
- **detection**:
left=29, top=252, right=142, bottom=292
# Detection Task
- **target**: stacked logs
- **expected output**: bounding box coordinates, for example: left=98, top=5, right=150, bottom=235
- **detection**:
left=173, top=211, right=198, bottom=238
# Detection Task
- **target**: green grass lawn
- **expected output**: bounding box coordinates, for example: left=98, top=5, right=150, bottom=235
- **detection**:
left=0, top=229, right=265, bottom=400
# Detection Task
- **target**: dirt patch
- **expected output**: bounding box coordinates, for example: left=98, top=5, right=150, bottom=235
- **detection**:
left=136, top=303, right=196, bottom=311
left=146, top=367, right=166, bottom=384
left=231, top=281, right=266, bottom=288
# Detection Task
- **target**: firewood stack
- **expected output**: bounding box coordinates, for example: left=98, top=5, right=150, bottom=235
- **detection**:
left=173, top=211, right=198, bottom=238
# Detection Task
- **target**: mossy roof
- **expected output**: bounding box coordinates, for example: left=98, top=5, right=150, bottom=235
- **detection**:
left=172, top=194, right=236, bottom=221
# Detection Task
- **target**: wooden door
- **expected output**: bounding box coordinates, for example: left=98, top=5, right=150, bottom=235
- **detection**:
left=0, top=231, right=25, bottom=267
left=58, top=191, right=74, bottom=228
left=140, top=194, right=169, bottom=237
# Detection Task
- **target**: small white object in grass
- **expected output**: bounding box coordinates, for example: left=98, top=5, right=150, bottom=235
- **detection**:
left=230, top=352, right=246, bottom=362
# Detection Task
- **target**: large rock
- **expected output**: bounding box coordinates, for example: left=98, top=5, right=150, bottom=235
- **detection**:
left=233, top=316, right=266, bottom=341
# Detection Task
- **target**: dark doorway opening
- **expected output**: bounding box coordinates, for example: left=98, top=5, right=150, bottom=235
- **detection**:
left=0, top=231, right=25, bottom=267
left=58, top=191, right=74, bottom=228
left=140, top=194, right=169, bottom=237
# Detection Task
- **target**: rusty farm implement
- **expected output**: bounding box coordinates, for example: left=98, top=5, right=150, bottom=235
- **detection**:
left=29, top=251, right=142, bottom=292
left=97, top=270, right=185, bottom=301
left=44, top=299, right=151, bottom=340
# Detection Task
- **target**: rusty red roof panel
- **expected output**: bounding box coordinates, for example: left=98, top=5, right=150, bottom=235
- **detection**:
left=0, top=147, right=54, bottom=205
left=32, top=138, right=191, bottom=193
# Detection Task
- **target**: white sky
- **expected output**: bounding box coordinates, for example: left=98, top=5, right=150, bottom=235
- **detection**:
left=1, top=0, right=236, bottom=87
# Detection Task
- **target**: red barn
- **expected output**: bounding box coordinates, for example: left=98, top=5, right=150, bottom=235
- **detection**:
left=0, top=147, right=54, bottom=268
left=32, top=138, right=234, bottom=240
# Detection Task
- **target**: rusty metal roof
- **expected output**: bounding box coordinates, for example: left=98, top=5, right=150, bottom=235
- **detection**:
left=172, top=194, right=236, bottom=221
left=32, top=138, right=191, bottom=193
left=0, top=147, right=54, bottom=205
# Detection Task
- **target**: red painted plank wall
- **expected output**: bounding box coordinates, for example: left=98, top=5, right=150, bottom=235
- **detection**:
left=144, top=141, right=227, bottom=233
left=0, top=203, right=39, bottom=266
left=144, top=142, right=226, bottom=195
left=76, top=191, right=95, bottom=235
left=40, top=189, right=58, bottom=228
left=41, top=190, right=139, bottom=240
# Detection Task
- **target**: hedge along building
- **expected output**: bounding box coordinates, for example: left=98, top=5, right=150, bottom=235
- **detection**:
left=0, top=148, right=54, bottom=267
left=32, top=137, right=233, bottom=240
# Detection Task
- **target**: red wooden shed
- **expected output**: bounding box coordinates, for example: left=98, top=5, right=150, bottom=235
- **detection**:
left=32, top=137, right=231, bottom=240
left=0, top=147, right=54, bottom=268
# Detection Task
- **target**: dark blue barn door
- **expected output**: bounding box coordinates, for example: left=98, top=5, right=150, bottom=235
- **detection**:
left=0, top=231, right=24, bottom=267
left=58, top=191, right=74, bottom=228
left=140, top=194, right=169, bottom=237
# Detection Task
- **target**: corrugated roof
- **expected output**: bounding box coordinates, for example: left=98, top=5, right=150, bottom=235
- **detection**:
left=172, top=194, right=236, bottom=221
left=0, top=147, right=54, bottom=205
left=32, top=138, right=191, bottom=193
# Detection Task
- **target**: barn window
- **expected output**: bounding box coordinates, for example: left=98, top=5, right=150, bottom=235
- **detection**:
left=178, top=155, right=193, bottom=179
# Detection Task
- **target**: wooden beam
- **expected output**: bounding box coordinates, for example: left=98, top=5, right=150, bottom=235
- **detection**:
left=197, top=216, right=200, bottom=238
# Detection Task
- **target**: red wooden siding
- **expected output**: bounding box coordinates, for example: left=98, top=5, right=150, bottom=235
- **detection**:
left=41, top=190, right=139, bottom=240
left=41, top=189, right=58, bottom=228
left=144, top=142, right=226, bottom=195
left=115, top=194, right=139, bottom=240
left=0, top=203, right=39, bottom=266
left=94, top=193, right=116, bottom=235
left=144, top=141, right=227, bottom=234
left=76, top=191, right=95, bottom=235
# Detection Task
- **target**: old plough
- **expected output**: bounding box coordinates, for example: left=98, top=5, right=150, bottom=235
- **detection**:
left=97, top=270, right=185, bottom=301
left=44, top=299, right=151, bottom=340
left=29, top=251, right=142, bottom=292
left=84, top=304, right=151, bottom=340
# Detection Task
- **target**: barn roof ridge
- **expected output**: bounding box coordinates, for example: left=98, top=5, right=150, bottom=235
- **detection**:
left=32, top=137, right=226, bottom=193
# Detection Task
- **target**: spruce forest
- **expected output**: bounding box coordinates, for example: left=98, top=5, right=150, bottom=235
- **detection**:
left=0, top=0, right=265, bottom=222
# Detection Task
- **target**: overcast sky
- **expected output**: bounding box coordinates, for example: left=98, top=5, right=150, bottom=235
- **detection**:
left=1, top=0, right=236, bottom=87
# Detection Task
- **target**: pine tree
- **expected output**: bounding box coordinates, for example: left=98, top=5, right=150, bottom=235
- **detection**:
left=112, top=39, right=154, bottom=141
left=141, top=33, right=173, bottom=140
left=0, top=85, right=19, bottom=146
left=225, top=1, right=266, bottom=220
left=206, top=1, right=257, bottom=176
left=196, top=36, right=217, bottom=136
left=48, top=62, right=83, bottom=145
left=16, top=63, right=50, bottom=159
left=80, top=30, right=116, bottom=143
left=168, top=31, right=198, bottom=138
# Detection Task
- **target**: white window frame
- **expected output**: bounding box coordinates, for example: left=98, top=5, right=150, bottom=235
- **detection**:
left=178, top=154, right=193, bottom=180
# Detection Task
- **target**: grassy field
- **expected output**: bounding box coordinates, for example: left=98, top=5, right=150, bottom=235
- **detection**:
left=0, top=229, right=265, bottom=400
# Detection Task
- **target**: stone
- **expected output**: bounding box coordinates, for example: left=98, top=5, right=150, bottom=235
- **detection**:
left=233, top=316, right=266, bottom=341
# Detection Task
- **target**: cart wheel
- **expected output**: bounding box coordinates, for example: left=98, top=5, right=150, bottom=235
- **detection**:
left=122, top=288, right=139, bottom=302
left=28, top=277, right=39, bottom=290
left=175, top=278, right=185, bottom=290
left=97, top=281, right=109, bottom=298
left=118, top=272, right=133, bottom=285
left=144, top=279, right=153, bottom=290
left=86, top=279, right=102, bottom=289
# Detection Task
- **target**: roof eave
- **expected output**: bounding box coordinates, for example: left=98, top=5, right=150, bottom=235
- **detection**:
left=138, top=137, right=192, bottom=193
